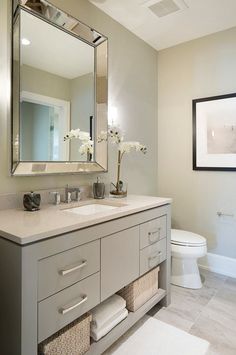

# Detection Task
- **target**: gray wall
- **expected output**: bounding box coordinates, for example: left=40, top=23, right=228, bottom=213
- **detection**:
left=0, top=0, right=158, bottom=195
left=157, top=27, right=236, bottom=259
left=70, top=73, right=94, bottom=161
left=21, top=65, right=71, bottom=101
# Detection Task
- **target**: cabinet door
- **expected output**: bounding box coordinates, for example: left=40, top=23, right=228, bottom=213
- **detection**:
left=101, top=226, right=139, bottom=301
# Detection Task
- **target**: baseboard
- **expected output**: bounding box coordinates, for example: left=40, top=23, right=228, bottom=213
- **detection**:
left=198, top=252, right=236, bottom=278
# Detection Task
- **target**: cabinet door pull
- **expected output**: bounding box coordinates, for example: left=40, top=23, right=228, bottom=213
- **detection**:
left=148, top=251, right=162, bottom=268
left=148, top=227, right=161, bottom=243
left=59, top=260, right=87, bottom=276
left=59, top=295, right=88, bottom=315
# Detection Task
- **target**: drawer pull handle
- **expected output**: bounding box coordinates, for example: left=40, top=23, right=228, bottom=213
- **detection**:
left=59, top=260, right=87, bottom=276
left=148, top=227, right=161, bottom=243
left=148, top=251, right=162, bottom=268
left=59, top=295, right=88, bottom=315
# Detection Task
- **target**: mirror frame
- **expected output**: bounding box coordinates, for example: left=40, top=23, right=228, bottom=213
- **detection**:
left=11, top=0, right=108, bottom=176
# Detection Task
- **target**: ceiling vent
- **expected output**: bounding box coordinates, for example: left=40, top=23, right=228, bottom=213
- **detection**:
left=141, top=0, right=188, bottom=17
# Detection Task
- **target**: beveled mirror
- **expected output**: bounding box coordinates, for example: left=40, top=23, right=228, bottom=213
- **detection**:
left=12, top=0, right=108, bottom=175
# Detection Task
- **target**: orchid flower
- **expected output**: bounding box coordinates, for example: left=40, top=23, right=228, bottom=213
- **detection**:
left=64, top=128, right=93, bottom=156
left=98, top=125, right=147, bottom=195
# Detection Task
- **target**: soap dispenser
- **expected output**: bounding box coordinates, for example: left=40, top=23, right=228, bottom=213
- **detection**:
left=93, top=177, right=105, bottom=199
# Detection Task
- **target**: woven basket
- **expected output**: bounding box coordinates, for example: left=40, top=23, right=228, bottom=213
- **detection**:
left=118, top=266, right=160, bottom=312
left=38, top=313, right=92, bottom=355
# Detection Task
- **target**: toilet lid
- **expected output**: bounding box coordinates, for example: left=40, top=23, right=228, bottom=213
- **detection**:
left=171, top=229, right=206, bottom=246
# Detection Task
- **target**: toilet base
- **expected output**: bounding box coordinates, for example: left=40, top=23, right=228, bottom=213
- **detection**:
left=171, top=256, right=202, bottom=289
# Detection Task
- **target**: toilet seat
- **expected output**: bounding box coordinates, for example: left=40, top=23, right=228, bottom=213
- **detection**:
left=171, top=229, right=206, bottom=247
left=171, top=240, right=206, bottom=247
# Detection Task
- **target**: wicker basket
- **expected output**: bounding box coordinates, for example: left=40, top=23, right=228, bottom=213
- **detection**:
left=38, top=313, right=92, bottom=355
left=117, top=266, right=160, bottom=312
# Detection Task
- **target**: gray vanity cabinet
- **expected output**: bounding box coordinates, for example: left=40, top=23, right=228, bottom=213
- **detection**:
left=101, top=226, right=140, bottom=301
left=0, top=203, right=171, bottom=355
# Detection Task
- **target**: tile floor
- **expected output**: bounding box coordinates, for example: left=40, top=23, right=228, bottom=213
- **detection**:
left=105, top=269, right=236, bottom=354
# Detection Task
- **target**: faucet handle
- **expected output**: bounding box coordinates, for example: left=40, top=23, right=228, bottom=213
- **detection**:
left=77, top=190, right=81, bottom=201
left=74, top=187, right=81, bottom=202
left=65, top=186, right=81, bottom=202
left=66, top=191, right=72, bottom=204
left=50, top=191, right=61, bottom=205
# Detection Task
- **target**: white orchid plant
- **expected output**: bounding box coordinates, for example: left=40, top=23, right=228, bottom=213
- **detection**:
left=64, top=128, right=93, bottom=156
left=99, top=125, right=147, bottom=196
left=64, top=125, right=147, bottom=196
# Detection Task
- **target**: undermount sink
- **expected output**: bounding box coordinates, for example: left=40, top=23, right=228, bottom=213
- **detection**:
left=62, top=201, right=127, bottom=216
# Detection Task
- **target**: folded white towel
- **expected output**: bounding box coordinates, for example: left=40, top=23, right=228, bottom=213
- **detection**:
left=91, top=308, right=126, bottom=333
left=91, top=294, right=126, bottom=330
left=91, top=308, right=128, bottom=341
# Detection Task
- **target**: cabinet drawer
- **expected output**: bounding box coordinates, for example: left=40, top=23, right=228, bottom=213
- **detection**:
left=38, top=240, right=100, bottom=301
left=140, top=216, right=166, bottom=250
left=140, top=238, right=166, bottom=275
left=38, top=272, right=100, bottom=343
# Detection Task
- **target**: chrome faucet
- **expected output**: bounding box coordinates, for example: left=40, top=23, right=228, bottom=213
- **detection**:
left=65, top=185, right=81, bottom=203
left=50, top=191, right=61, bottom=205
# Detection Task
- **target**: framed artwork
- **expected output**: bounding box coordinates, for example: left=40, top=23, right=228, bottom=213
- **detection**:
left=193, top=93, right=236, bottom=171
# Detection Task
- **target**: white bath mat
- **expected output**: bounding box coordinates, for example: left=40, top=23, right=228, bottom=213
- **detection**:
left=110, top=318, right=209, bottom=355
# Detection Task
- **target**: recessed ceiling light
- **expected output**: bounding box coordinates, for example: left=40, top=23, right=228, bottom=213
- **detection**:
left=21, top=38, right=31, bottom=46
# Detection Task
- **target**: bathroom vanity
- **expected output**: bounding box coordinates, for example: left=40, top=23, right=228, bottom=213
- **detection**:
left=5, top=2, right=173, bottom=354
left=0, top=195, right=171, bottom=355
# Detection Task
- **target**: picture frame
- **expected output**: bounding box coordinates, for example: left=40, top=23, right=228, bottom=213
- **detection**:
left=193, top=93, right=236, bottom=171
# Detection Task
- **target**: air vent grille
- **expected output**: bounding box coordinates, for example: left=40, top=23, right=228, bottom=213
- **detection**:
left=149, top=0, right=180, bottom=17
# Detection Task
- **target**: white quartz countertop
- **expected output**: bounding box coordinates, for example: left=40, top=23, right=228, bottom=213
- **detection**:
left=0, top=195, right=171, bottom=245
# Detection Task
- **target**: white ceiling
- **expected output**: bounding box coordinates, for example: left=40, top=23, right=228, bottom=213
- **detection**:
left=21, top=10, right=94, bottom=79
left=89, top=0, right=236, bottom=50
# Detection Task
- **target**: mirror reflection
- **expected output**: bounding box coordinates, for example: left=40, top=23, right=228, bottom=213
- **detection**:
left=20, top=10, right=95, bottom=162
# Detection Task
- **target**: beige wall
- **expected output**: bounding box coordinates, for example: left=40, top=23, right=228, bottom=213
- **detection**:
left=0, top=0, right=158, bottom=195
left=157, top=28, right=236, bottom=259
left=21, top=65, right=71, bottom=101
left=70, top=73, right=94, bottom=161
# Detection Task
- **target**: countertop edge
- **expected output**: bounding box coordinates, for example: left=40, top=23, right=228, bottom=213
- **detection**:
left=0, top=197, right=172, bottom=245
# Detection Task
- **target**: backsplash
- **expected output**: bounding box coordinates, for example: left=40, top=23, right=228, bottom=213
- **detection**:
left=0, top=185, right=92, bottom=210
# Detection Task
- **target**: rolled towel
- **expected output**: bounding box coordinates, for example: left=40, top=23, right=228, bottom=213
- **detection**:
left=91, top=294, right=126, bottom=330
left=91, top=308, right=128, bottom=341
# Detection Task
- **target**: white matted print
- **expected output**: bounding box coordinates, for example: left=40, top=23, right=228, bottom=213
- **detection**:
left=193, top=93, right=236, bottom=170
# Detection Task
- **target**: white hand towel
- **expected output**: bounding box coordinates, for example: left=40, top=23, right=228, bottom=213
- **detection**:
left=91, top=308, right=126, bottom=333
left=91, top=294, right=126, bottom=329
left=91, top=308, right=128, bottom=341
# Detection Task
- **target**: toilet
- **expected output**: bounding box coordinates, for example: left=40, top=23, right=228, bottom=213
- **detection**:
left=171, top=229, right=207, bottom=289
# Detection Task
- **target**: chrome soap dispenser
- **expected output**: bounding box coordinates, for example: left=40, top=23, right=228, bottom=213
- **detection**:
left=93, top=177, right=105, bottom=199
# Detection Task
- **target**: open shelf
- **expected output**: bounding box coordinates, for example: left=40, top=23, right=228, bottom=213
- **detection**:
left=86, top=288, right=166, bottom=355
